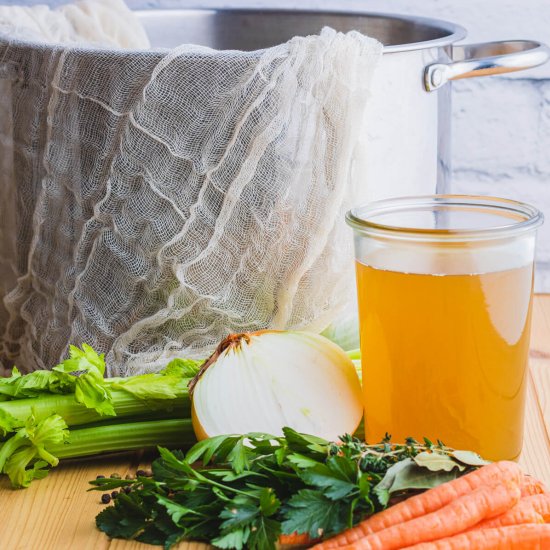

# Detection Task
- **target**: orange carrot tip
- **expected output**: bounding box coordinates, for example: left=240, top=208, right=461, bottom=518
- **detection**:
left=402, top=523, right=550, bottom=549
left=469, top=493, right=550, bottom=531
left=313, top=461, right=523, bottom=549
left=528, top=493, right=550, bottom=522
left=521, top=474, right=548, bottom=497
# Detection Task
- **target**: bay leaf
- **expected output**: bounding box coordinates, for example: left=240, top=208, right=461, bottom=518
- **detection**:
left=373, top=458, right=413, bottom=506
left=389, top=465, right=459, bottom=494
left=451, top=450, right=491, bottom=467
left=414, top=451, right=466, bottom=472
left=374, top=458, right=459, bottom=506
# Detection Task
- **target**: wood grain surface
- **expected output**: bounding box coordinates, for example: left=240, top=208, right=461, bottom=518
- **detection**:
left=1, top=295, right=550, bottom=550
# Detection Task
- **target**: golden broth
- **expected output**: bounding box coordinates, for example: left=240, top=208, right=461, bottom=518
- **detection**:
left=356, top=261, right=534, bottom=461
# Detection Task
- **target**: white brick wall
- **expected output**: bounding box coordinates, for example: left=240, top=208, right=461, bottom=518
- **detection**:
left=5, top=0, right=550, bottom=289
left=451, top=78, right=550, bottom=291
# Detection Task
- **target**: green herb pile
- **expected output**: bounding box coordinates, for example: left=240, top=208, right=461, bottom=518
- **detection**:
left=91, top=429, right=484, bottom=549
left=0, top=344, right=201, bottom=487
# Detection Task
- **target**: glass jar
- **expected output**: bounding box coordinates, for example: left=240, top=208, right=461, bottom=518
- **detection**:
left=346, top=195, right=544, bottom=461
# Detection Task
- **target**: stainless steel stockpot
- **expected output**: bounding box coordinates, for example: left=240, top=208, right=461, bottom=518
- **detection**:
left=0, top=9, right=549, bottom=202
left=136, top=9, right=548, bottom=199
left=1, top=9, right=548, bottom=200
left=0, top=9, right=547, bottom=372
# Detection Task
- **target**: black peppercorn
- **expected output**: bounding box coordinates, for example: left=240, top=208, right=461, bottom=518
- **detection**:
left=96, top=474, right=105, bottom=479
left=101, top=493, right=111, bottom=504
left=110, top=472, right=121, bottom=479
left=111, top=491, right=119, bottom=499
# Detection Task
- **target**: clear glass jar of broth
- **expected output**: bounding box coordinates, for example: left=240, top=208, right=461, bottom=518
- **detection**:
left=346, top=195, right=543, bottom=461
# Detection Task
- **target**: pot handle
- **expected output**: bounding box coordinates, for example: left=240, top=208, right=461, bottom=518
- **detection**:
left=424, top=40, right=549, bottom=91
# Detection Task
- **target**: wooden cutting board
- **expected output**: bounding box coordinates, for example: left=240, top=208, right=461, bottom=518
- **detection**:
left=1, top=295, right=550, bottom=550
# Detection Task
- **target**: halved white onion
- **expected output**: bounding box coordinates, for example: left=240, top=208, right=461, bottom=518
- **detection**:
left=190, top=330, right=363, bottom=441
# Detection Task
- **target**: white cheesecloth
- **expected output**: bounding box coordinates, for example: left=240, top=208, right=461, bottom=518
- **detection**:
left=0, top=0, right=382, bottom=375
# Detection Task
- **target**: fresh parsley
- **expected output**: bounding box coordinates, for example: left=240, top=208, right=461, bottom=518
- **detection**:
left=91, top=430, right=480, bottom=549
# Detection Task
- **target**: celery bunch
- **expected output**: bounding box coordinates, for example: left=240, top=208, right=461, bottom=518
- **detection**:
left=0, top=345, right=200, bottom=488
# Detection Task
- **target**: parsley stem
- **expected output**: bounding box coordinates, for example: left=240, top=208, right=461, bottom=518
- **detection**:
left=188, top=469, right=257, bottom=498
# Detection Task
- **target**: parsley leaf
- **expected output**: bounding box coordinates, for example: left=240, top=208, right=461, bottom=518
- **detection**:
left=211, top=528, right=250, bottom=550
left=248, top=516, right=280, bottom=550
left=227, top=438, right=251, bottom=474
left=281, top=489, right=348, bottom=538
left=297, top=456, right=357, bottom=500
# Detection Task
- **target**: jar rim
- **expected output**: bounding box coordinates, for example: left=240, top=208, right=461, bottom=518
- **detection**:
left=346, top=194, right=544, bottom=242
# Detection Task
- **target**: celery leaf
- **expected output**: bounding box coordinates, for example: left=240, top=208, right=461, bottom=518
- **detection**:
left=0, top=367, right=22, bottom=399
left=109, top=373, right=183, bottom=401
left=53, top=344, right=114, bottom=416
left=109, top=357, right=200, bottom=401
left=0, top=409, right=19, bottom=436
left=0, top=413, right=68, bottom=488
left=66, top=344, right=106, bottom=375
left=74, top=370, right=115, bottom=417
left=5, top=447, right=49, bottom=488
left=161, top=358, right=202, bottom=378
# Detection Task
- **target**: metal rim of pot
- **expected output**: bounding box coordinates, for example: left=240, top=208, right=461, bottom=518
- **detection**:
left=2, top=9, right=548, bottom=92
left=136, top=9, right=550, bottom=91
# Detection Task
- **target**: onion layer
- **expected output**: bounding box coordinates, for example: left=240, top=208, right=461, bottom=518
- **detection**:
left=190, top=331, right=363, bottom=441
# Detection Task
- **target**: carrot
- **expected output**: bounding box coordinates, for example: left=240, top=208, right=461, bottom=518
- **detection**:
left=339, top=481, right=521, bottom=550
left=521, top=474, right=548, bottom=497
left=403, top=524, right=550, bottom=549
left=469, top=493, right=550, bottom=530
left=279, top=532, right=314, bottom=546
left=313, top=461, right=523, bottom=548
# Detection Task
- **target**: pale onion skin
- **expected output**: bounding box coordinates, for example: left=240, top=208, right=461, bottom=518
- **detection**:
left=191, top=331, right=363, bottom=441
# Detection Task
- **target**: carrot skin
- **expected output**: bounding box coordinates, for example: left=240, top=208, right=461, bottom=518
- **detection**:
left=313, top=461, right=524, bottom=549
left=340, top=481, right=521, bottom=550
left=403, top=523, right=550, bottom=549
left=521, top=475, right=548, bottom=497
left=279, top=532, right=314, bottom=546
left=469, top=493, right=550, bottom=530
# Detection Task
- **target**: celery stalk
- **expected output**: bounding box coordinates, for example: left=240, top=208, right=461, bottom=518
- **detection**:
left=0, top=417, right=196, bottom=487
left=49, top=419, right=196, bottom=459
left=0, top=389, right=191, bottom=430
left=0, top=348, right=201, bottom=487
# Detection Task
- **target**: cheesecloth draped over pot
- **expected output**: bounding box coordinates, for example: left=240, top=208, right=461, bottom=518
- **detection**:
left=0, top=8, right=382, bottom=376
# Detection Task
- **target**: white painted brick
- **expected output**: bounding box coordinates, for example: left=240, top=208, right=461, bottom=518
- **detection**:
left=470, top=183, right=548, bottom=266
left=536, top=81, right=550, bottom=176
left=451, top=78, right=543, bottom=177
left=452, top=176, right=550, bottom=274
left=535, top=267, right=550, bottom=294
